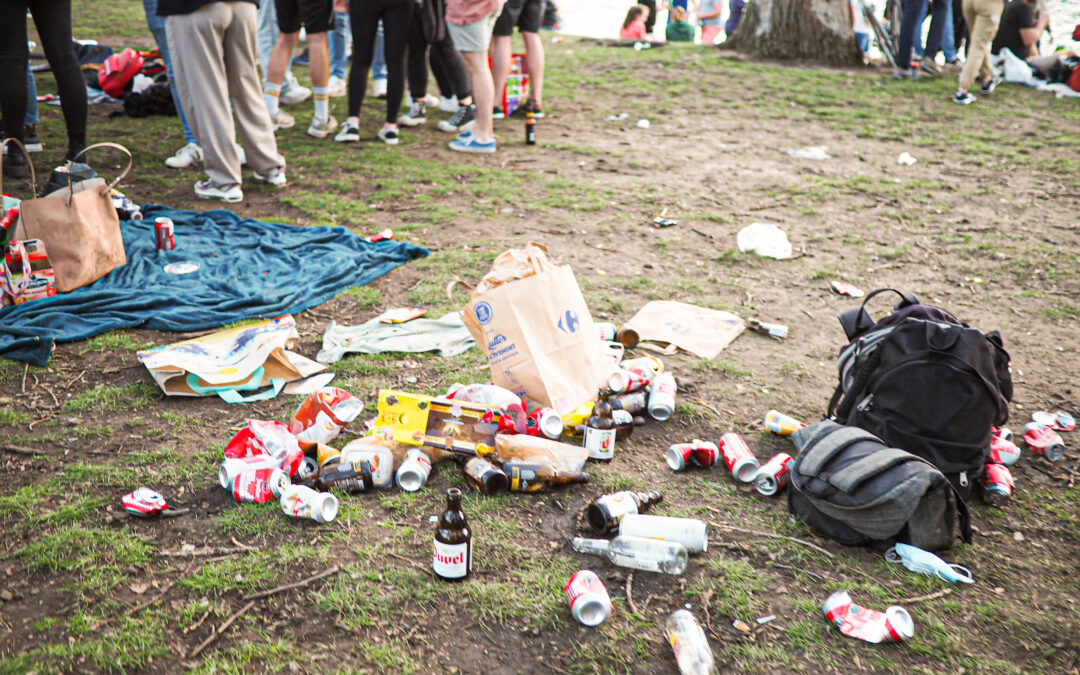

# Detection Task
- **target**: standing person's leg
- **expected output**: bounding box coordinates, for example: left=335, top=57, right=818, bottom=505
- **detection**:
left=491, top=0, right=520, bottom=119
left=896, top=0, right=928, bottom=76
left=223, top=1, right=286, bottom=182
left=144, top=0, right=203, bottom=168
left=23, top=63, right=42, bottom=152
left=29, top=0, right=87, bottom=161
left=259, top=0, right=307, bottom=102
left=956, top=0, right=999, bottom=96
left=337, top=0, right=381, bottom=141
left=725, top=0, right=746, bottom=38
left=448, top=11, right=500, bottom=152
left=922, top=0, right=948, bottom=71
left=942, top=0, right=957, bottom=62
left=518, top=0, right=545, bottom=111
left=0, top=1, right=30, bottom=177
left=166, top=4, right=243, bottom=196
left=372, top=21, right=388, bottom=97
left=264, top=0, right=304, bottom=128
left=380, top=0, right=409, bottom=127
left=399, top=10, right=429, bottom=126
left=329, top=9, right=349, bottom=84
left=432, top=35, right=476, bottom=133
left=913, top=2, right=928, bottom=59
left=641, top=0, right=657, bottom=34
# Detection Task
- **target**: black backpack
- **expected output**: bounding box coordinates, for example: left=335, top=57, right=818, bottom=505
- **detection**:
left=827, top=289, right=1012, bottom=497
left=789, top=420, right=970, bottom=551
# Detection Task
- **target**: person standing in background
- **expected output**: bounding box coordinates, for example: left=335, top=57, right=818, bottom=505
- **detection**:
left=0, top=0, right=87, bottom=178
left=160, top=0, right=288, bottom=202
left=257, top=0, right=311, bottom=115
left=953, top=0, right=1004, bottom=104
left=327, top=0, right=350, bottom=97
left=264, top=0, right=338, bottom=138
left=491, top=0, right=545, bottom=119
left=698, top=0, right=723, bottom=44
left=446, top=0, right=505, bottom=153
left=143, top=0, right=204, bottom=168
left=725, top=0, right=745, bottom=39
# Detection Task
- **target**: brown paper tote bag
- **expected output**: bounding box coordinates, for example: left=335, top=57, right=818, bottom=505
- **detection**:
left=4, top=140, right=131, bottom=293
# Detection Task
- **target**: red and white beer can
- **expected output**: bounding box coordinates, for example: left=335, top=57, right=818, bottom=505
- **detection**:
left=1023, top=422, right=1065, bottom=462
left=718, top=433, right=759, bottom=482
left=154, top=217, right=175, bottom=251
left=665, top=440, right=718, bottom=471
left=754, top=453, right=792, bottom=496
left=564, top=570, right=612, bottom=627
left=822, top=590, right=914, bottom=644
left=981, top=463, right=1014, bottom=507
left=232, top=467, right=289, bottom=504
left=988, top=435, right=1021, bottom=466
left=526, top=407, right=564, bottom=439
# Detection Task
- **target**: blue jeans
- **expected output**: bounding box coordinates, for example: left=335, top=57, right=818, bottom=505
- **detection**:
left=898, top=0, right=950, bottom=67
left=257, top=0, right=302, bottom=93
left=24, top=64, right=37, bottom=125
left=329, top=11, right=350, bottom=79
left=855, top=31, right=870, bottom=54
left=143, top=0, right=197, bottom=144
left=725, top=0, right=746, bottom=38
left=915, top=0, right=956, bottom=61
left=372, top=21, right=387, bottom=82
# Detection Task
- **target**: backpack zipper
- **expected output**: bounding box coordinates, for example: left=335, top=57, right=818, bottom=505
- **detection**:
left=959, top=471, right=968, bottom=488
left=856, top=394, right=874, bottom=412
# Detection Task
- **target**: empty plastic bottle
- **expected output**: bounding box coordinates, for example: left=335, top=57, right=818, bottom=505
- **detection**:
left=665, top=610, right=715, bottom=674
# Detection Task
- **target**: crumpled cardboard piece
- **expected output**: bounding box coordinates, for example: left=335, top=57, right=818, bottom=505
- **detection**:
left=473, top=242, right=552, bottom=296
left=625, top=300, right=746, bottom=359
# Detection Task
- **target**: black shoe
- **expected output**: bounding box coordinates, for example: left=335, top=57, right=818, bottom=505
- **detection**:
left=23, top=124, right=42, bottom=153
left=513, top=99, right=544, bottom=118
left=2, top=148, right=29, bottom=178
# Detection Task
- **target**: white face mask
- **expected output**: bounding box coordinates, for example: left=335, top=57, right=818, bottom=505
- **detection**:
left=885, top=542, right=974, bottom=584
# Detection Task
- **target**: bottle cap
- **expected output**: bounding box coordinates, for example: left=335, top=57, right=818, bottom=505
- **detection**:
left=312, top=492, right=339, bottom=523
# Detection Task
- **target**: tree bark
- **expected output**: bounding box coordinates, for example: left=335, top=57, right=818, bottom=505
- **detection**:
left=723, top=0, right=863, bottom=67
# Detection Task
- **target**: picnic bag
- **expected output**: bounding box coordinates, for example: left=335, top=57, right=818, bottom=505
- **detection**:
left=826, top=288, right=1011, bottom=497
left=8, top=141, right=130, bottom=293
left=789, top=420, right=970, bottom=551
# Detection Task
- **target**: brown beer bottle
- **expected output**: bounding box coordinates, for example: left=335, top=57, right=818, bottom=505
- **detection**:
left=611, top=408, right=634, bottom=440
left=586, top=490, right=663, bottom=533
left=584, top=389, right=617, bottom=462
left=610, top=390, right=649, bottom=416
left=462, top=456, right=509, bottom=495
left=502, top=460, right=590, bottom=492
left=299, top=459, right=374, bottom=493
left=433, top=488, right=472, bottom=581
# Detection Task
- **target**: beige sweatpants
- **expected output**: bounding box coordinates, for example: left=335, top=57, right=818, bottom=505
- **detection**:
left=165, top=1, right=284, bottom=187
left=959, top=0, right=1004, bottom=93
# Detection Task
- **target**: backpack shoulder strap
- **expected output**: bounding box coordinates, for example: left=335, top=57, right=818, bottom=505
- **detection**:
left=838, top=288, right=920, bottom=342
left=798, top=426, right=881, bottom=476
left=827, top=448, right=915, bottom=493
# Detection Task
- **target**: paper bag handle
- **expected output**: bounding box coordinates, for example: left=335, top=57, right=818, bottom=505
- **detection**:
left=446, top=279, right=474, bottom=300
left=0, top=138, right=39, bottom=196
left=69, top=142, right=135, bottom=197
left=216, top=378, right=286, bottom=404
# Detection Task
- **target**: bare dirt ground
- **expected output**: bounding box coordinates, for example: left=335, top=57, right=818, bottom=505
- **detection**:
left=1, top=37, right=1079, bottom=673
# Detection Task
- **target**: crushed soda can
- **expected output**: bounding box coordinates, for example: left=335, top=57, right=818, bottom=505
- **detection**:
left=718, top=433, right=759, bottom=482
left=754, top=453, right=792, bottom=496
left=525, top=406, right=563, bottom=439
left=225, top=420, right=305, bottom=477
left=830, top=281, right=865, bottom=297
left=981, top=463, right=1014, bottom=507
left=366, top=228, right=394, bottom=243
left=988, top=435, right=1021, bottom=466
left=764, top=410, right=805, bottom=436
left=564, top=570, right=612, bottom=626
left=122, top=487, right=167, bottom=517
left=992, top=426, right=1013, bottom=443
left=290, top=387, right=365, bottom=445
left=1023, top=422, right=1065, bottom=462
left=666, top=440, right=719, bottom=472
left=746, top=318, right=788, bottom=340
left=1032, top=410, right=1075, bottom=432
left=822, top=590, right=914, bottom=644
left=233, top=468, right=290, bottom=504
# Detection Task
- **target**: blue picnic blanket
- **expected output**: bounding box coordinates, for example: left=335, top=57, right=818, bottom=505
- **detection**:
left=0, top=205, right=428, bottom=366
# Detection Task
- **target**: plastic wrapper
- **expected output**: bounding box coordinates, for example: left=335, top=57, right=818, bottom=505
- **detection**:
left=473, top=242, right=552, bottom=296
left=290, top=386, right=365, bottom=444
left=224, top=419, right=305, bottom=477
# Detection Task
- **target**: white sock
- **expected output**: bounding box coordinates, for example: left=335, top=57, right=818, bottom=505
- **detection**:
left=264, top=82, right=282, bottom=116
left=313, top=87, right=330, bottom=121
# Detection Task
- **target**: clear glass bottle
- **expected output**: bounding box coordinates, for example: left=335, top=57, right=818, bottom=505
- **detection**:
left=571, top=535, right=688, bottom=575
left=665, top=610, right=715, bottom=674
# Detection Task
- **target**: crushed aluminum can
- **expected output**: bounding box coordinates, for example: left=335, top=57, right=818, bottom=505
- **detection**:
left=525, top=406, right=563, bottom=439
left=1053, top=411, right=1075, bottom=432
left=988, top=435, right=1021, bottom=466
left=122, top=487, right=168, bottom=517
left=366, top=228, right=394, bottom=243
left=653, top=217, right=676, bottom=228
left=666, top=440, right=719, bottom=471
left=1023, top=422, right=1065, bottom=462
left=747, top=318, right=788, bottom=340
left=754, top=453, right=792, bottom=496
left=764, top=410, right=805, bottom=436
left=718, top=432, right=759, bottom=482
left=564, top=570, right=612, bottom=626
left=981, top=463, right=1014, bottom=507
left=992, top=426, right=1013, bottom=443
left=822, top=590, right=913, bottom=644
left=233, top=467, right=290, bottom=504
left=830, top=281, right=865, bottom=297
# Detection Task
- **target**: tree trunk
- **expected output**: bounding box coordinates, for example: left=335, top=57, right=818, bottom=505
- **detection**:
left=723, top=0, right=863, bottom=67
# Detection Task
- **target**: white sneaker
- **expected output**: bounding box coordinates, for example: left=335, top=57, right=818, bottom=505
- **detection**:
left=280, top=85, right=312, bottom=105
left=164, top=142, right=202, bottom=169
left=235, top=143, right=247, bottom=166
left=194, top=180, right=242, bottom=203
left=439, top=95, right=458, bottom=113
left=377, top=126, right=399, bottom=145
left=327, top=75, right=347, bottom=98
left=335, top=122, right=360, bottom=143
left=253, top=165, right=287, bottom=187
left=270, top=110, right=296, bottom=130
left=308, top=115, right=339, bottom=139
left=424, top=94, right=441, bottom=108
left=373, top=78, right=387, bottom=99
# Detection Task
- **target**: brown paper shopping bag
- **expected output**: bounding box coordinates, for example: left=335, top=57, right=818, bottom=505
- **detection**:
left=9, top=142, right=130, bottom=292
left=460, top=245, right=611, bottom=414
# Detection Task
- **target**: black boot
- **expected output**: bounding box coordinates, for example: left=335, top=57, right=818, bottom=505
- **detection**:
left=2, top=144, right=29, bottom=179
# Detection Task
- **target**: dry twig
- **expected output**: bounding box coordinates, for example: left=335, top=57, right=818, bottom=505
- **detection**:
left=21, top=363, right=28, bottom=393
left=708, top=521, right=835, bottom=559
left=241, top=565, right=341, bottom=601
left=625, top=572, right=639, bottom=615
left=159, top=545, right=259, bottom=558
left=188, top=600, right=255, bottom=658
left=895, top=588, right=952, bottom=605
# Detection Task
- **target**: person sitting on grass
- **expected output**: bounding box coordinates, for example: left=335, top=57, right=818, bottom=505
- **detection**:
left=620, top=5, right=649, bottom=40
left=665, top=6, right=694, bottom=42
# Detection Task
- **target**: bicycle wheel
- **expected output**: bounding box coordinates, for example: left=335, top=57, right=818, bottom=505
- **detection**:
left=865, top=3, right=899, bottom=67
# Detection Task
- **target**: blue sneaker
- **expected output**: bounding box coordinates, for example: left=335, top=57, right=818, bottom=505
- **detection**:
left=449, top=136, right=496, bottom=154
left=457, top=130, right=473, bottom=141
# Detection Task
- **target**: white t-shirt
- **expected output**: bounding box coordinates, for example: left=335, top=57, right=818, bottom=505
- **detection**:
left=851, top=0, right=871, bottom=34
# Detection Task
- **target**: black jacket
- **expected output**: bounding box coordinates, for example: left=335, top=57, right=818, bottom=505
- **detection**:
left=157, top=0, right=257, bottom=18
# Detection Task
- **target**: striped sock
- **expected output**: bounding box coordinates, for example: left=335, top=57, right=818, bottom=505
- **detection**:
left=264, top=81, right=282, bottom=117
left=313, top=87, right=330, bottom=122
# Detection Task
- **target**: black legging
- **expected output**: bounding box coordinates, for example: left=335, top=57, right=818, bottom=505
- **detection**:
left=406, top=11, right=471, bottom=101
left=349, top=0, right=410, bottom=123
left=0, top=0, right=87, bottom=160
